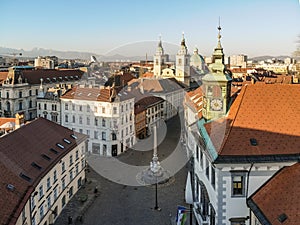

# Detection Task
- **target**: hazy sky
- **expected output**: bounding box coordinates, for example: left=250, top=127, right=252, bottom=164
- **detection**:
left=1, top=0, right=299, bottom=57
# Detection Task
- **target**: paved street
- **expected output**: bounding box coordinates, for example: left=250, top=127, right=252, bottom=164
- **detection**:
left=55, top=114, right=192, bottom=225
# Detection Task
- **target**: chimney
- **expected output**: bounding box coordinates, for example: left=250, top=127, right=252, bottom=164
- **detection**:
left=15, top=113, right=24, bottom=129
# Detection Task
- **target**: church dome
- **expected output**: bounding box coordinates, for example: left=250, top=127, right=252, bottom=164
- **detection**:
left=190, top=48, right=206, bottom=71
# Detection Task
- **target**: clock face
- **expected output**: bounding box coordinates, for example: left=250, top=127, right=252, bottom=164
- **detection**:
left=210, top=98, right=223, bottom=111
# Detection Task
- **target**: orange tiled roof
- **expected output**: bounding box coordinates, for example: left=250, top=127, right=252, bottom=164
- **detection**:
left=0, top=118, right=87, bottom=225
left=0, top=118, right=15, bottom=127
left=205, top=84, right=300, bottom=159
left=142, top=72, right=154, bottom=78
left=186, top=87, right=203, bottom=118
left=0, top=72, right=8, bottom=83
left=247, top=162, right=300, bottom=225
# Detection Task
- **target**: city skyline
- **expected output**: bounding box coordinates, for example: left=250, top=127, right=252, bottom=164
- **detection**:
left=0, top=0, right=300, bottom=57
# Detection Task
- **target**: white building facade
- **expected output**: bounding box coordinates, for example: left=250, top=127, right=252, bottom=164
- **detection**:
left=61, top=86, right=136, bottom=156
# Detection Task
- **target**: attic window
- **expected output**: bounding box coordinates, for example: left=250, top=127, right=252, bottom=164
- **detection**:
left=56, top=143, right=65, bottom=149
left=31, top=162, right=42, bottom=170
left=20, top=173, right=32, bottom=182
left=6, top=184, right=15, bottom=191
left=63, top=138, right=71, bottom=144
left=70, top=134, right=77, bottom=139
left=75, top=75, right=79, bottom=79
left=278, top=213, right=288, bottom=223
left=87, top=93, right=91, bottom=96
left=50, top=148, right=58, bottom=154
left=41, top=154, right=51, bottom=161
left=250, top=138, right=258, bottom=146
left=70, top=76, right=73, bottom=79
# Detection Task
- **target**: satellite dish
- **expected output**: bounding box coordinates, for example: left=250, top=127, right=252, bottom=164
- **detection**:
left=91, top=55, right=98, bottom=63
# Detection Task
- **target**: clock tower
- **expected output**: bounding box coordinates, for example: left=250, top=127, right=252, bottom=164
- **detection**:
left=202, top=22, right=232, bottom=121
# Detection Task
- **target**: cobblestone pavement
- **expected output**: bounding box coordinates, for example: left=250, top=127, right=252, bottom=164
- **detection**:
left=55, top=114, right=192, bottom=225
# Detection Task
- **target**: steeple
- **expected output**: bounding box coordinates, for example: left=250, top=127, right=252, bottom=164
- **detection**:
left=156, top=34, right=164, bottom=55
left=181, top=32, right=186, bottom=47
left=209, top=17, right=225, bottom=74
left=217, top=17, right=222, bottom=49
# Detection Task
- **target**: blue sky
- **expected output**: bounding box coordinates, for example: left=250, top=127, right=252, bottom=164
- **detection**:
left=0, top=0, right=299, bottom=57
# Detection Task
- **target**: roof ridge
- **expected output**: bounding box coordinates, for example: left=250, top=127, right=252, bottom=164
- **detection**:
left=218, top=85, right=249, bottom=154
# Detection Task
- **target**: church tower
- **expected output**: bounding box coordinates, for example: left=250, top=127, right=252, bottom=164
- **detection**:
left=176, top=33, right=190, bottom=86
left=202, top=21, right=232, bottom=121
left=153, top=36, right=167, bottom=78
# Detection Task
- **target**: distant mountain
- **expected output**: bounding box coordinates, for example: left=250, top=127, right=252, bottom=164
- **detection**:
left=0, top=46, right=156, bottom=62
left=249, top=55, right=291, bottom=61
left=0, top=47, right=102, bottom=60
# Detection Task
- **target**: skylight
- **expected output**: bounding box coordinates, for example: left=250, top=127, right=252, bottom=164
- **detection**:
left=70, top=134, right=77, bottom=139
left=250, top=138, right=258, bottom=146
left=63, top=138, right=71, bottom=144
left=56, top=143, right=65, bottom=149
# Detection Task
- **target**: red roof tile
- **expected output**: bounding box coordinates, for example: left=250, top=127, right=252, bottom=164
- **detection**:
left=248, top=162, right=300, bottom=225
left=0, top=118, right=87, bottom=225
left=205, top=84, right=300, bottom=158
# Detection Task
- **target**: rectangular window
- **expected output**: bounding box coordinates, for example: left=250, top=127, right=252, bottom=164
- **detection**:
left=53, top=170, right=57, bottom=182
left=39, top=185, right=44, bottom=199
left=231, top=172, right=246, bottom=197
left=65, top=103, right=68, bottom=110
left=211, top=166, right=216, bottom=189
left=200, top=150, right=203, bottom=169
left=53, top=187, right=58, bottom=200
left=62, top=162, right=65, bottom=173
left=69, top=169, right=73, bottom=181
left=76, top=164, right=79, bottom=175
left=87, top=105, right=90, bottom=112
left=65, top=115, right=68, bottom=123
left=113, top=107, right=117, bottom=114
left=32, top=215, right=36, bottom=225
left=39, top=205, right=44, bottom=219
left=47, top=195, right=51, bottom=209
left=102, top=132, right=106, bottom=140
left=62, top=177, right=66, bottom=190
left=196, top=146, right=199, bottom=161
left=205, top=158, right=209, bottom=180
left=95, top=118, right=98, bottom=126
left=47, top=177, right=51, bottom=191
left=94, top=131, right=98, bottom=139
left=44, top=103, right=47, bottom=110
left=102, top=107, right=105, bottom=114
left=86, top=129, right=90, bottom=137
left=76, top=150, right=79, bottom=160
left=87, top=117, right=90, bottom=125
left=102, top=119, right=106, bottom=127
left=70, top=155, right=73, bottom=165
left=31, top=196, right=35, bottom=211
